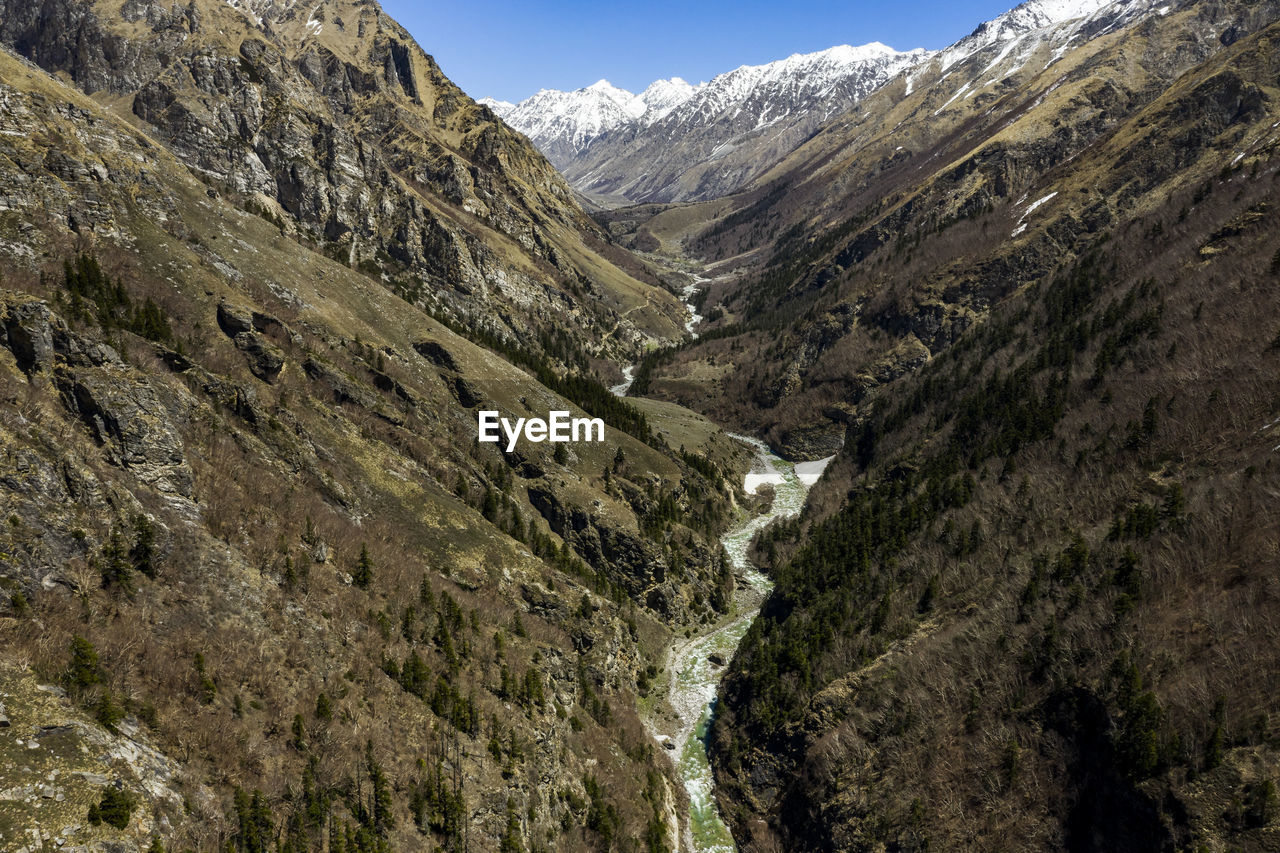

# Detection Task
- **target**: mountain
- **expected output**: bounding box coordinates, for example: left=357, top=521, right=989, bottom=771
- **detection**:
left=629, top=0, right=1241, bottom=456
left=483, top=76, right=701, bottom=167
left=0, top=0, right=687, bottom=368
left=4, top=0, right=1280, bottom=849
left=490, top=43, right=929, bottom=206
left=0, top=0, right=756, bottom=849
left=484, top=79, right=653, bottom=165
left=598, top=0, right=1280, bottom=847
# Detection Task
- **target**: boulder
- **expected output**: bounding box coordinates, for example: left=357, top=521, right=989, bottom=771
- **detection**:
left=216, top=300, right=254, bottom=336
left=412, top=339, right=460, bottom=372
left=233, top=331, right=284, bottom=383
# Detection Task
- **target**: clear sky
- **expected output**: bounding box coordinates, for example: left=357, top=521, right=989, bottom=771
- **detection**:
left=379, top=0, right=1023, bottom=103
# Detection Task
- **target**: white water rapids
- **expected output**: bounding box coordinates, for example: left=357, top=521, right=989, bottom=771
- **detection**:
left=660, top=434, right=822, bottom=852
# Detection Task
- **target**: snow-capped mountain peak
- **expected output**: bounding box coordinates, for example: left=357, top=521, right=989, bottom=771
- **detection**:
left=491, top=79, right=647, bottom=154
left=936, top=0, right=1156, bottom=72
left=487, top=41, right=929, bottom=180
left=637, top=78, right=699, bottom=123
left=478, top=97, right=515, bottom=115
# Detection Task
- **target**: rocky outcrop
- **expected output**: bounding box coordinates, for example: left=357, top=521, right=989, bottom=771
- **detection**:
left=216, top=301, right=287, bottom=382
left=56, top=365, right=193, bottom=498
left=2, top=293, right=193, bottom=498
left=232, top=331, right=285, bottom=383
left=412, top=338, right=460, bottom=372
left=2, top=300, right=57, bottom=375
left=527, top=484, right=666, bottom=596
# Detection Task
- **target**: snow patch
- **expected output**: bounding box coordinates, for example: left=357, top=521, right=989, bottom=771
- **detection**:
left=1025, top=191, right=1059, bottom=216
left=794, top=456, right=836, bottom=486
left=935, top=81, right=972, bottom=114
left=743, top=450, right=787, bottom=495
left=610, top=366, right=635, bottom=398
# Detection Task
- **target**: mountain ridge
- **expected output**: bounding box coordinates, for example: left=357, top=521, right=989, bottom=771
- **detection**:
left=488, top=42, right=929, bottom=205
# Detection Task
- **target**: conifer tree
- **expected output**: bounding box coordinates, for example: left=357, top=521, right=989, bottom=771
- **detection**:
left=354, top=543, right=374, bottom=589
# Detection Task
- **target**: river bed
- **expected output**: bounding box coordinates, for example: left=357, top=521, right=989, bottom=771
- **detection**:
left=661, top=434, right=820, bottom=852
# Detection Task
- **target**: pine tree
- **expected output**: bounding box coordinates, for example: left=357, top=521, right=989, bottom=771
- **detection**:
left=499, top=797, right=525, bottom=853
left=131, top=514, right=157, bottom=577
left=99, top=530, right=134, bottom=593
left=66, top=635, right=101, bottom=692
left=94, top=689, right=124, bottom=733
left=353, top=543, right=373, bottom=589
left=291, top=714, right=307, bottom=750
left=366, top=741, right=395, bottom=835
left=193, top=653, right=216, bottom=704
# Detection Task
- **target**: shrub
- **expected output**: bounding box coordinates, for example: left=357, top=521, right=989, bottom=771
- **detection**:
left=94, top=690, right=124, bottom=733
left=1247, top=779, right=1279, bottom=827
left=87, top=786, right=136, bottom=829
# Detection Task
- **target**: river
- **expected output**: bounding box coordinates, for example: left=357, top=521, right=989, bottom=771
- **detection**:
left=661, top=434, right=825, bottom=852
left=610, top=277, right=827, bottom=850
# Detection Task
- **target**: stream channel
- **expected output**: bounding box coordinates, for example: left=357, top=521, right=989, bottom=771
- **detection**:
left=660, top=435, right=826, bottom=852
left=615, top=270, right=828, bottom=850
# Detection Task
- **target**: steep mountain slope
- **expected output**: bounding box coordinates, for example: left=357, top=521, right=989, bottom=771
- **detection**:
left=610, top=0, right=1280, bottom=848
left=0, top=0, right=686, bottom=367
left=491, top=44, right=928, bottom=206
left=633, top=0, right=1276, bottom=457
left=0, top=3, right=759, bottom=850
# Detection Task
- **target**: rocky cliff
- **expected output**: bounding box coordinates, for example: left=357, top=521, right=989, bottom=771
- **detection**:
left=0, top=0, right=686, bottom=365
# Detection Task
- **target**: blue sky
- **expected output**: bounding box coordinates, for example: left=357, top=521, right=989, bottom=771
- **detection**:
left=379, top=0, right=1022, bottom=103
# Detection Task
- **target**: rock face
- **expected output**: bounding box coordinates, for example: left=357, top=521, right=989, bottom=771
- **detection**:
left=57, top=367, right=194, bottom=497
left=2, top=295, right=193, bottom=497
left=0, top=0, right=685, bottom=362
left=527, top=484, right=666, bottom=591
left=2, top=300, right=57, bottom=375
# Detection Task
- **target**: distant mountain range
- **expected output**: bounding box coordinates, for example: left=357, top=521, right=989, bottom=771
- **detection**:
left=484, top=0, right=1163, bottom=207
left=484, top=43, right=929, bottom=205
